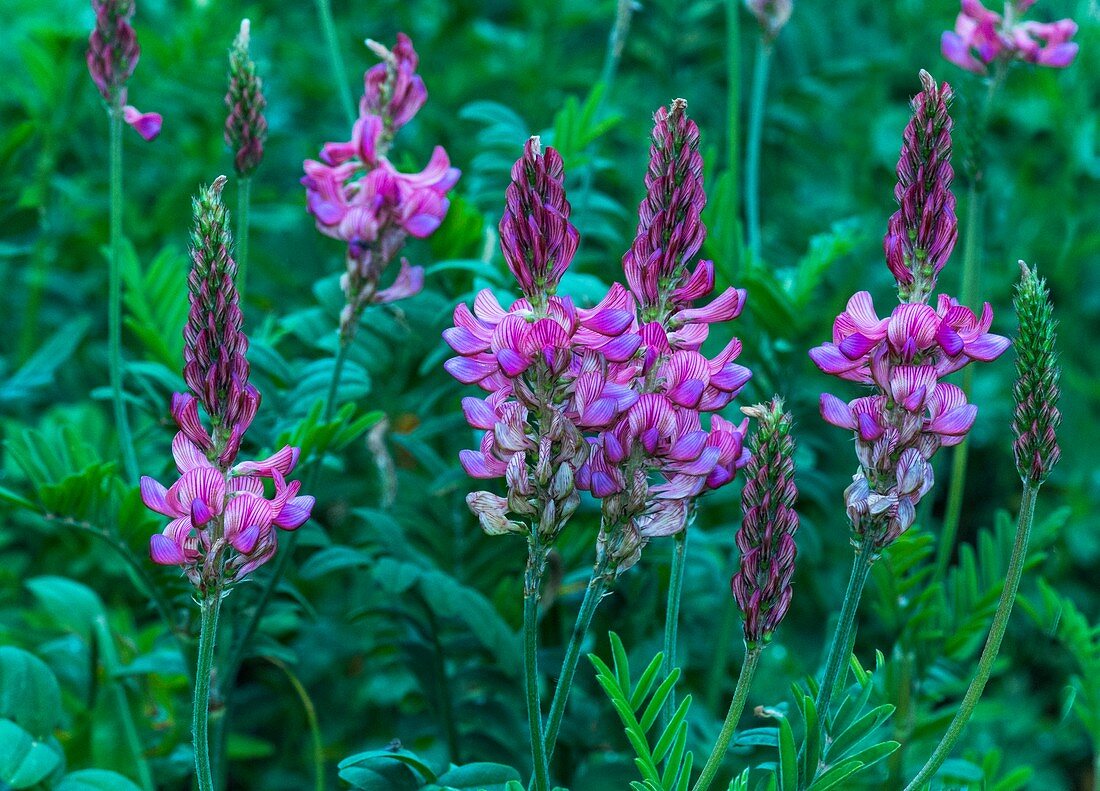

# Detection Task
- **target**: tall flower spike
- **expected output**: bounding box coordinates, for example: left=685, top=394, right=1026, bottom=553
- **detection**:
left=87, top=0, right=139, bottom=106
left=624, top=98, right=706, bottom=321
left=1012, top=261, right=1061, bottom=484
left=499, top=137, right=578, bottom=307
left=225, top=19, right=267, bottom=177
left=731, top=399, right=799, bottom=648
left=885, top=70, right=957, bottom=304
left=183, top=176, right=253, bottom=444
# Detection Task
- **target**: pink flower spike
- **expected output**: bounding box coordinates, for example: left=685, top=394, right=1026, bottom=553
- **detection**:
left=123, top=105, right=162, bottom=141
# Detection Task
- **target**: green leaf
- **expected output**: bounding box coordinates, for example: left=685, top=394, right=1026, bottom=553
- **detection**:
left=298, top=546, right=376, bottom=580
left=25, top=575, right=107, bottom=642
left=0, top=316, right=91, bottom=404
left=0, top=647, right=62, bottom=739
left=777, top=713, right=797, bottom=791
left=429, top=762, right=521, bottom=790
left=56, top=769, right=145, bottom=791
left=0, top=718, right=62, bottom=789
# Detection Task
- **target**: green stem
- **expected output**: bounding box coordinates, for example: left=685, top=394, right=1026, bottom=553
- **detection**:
left=267, top=657, right=325, bottom=791
left=194, top=588, right=224, bottom=791
left=108, top=109, right=138, bottom=482
left=724, top=0, right=742, bottom=279
left=814, top=535, right=876, bottom=726
left=236, top=177, right=252, bottom=300
left=661, top=530, right=688, bottom=732
left=314, top=0, right=355, bottom=126
left=223, top=337, right=350, bottom=680
left=903, top=481, right=1040, bottom=791
left=524, top=537, right=550, bottom=791
left=691, top=647, right=762, bottom=791
left=935, top=71, right=1003, bottom=579
left=745, top=39, right=771, bottom=261
left=542, top=559, right=612, bottom=763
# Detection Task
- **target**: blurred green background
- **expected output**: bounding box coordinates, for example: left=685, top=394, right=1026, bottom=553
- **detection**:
left=1, top=0, right=1098, bottom=788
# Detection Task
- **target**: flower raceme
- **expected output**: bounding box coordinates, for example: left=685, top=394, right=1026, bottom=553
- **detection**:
left=225, top=19, right=267, bottom=177
left=446, top=101, right=752, bottom=574
left=142, top=178, right=313, bottom=591
left=732, top=399, right=799, bottom=648
left=811, top=72, right=1009, bottom=549
left=301, top=33, right=459, bottom=341
left=941, top=0, right=1079, bottom=74
left=1012, top=262, right=1061, bottom=484
left=87, top=0, right=161, bottom=139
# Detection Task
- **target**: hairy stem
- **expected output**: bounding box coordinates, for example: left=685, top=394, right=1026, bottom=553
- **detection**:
left=194, top=588, right=224, bottom=791
left=236, top=177, right=252, bottom=300
left=108, top=109, right=138, bottom=482
left=724, top=0, right=743, bottom=278
left=745, top=39, right=771, bottom=260
left=661, top=530, right=688, bottom=732
left=524, top=537, right=551, bottom=791
left=542, top=558, right=612, bottom=764
left=692, top=647, right=762, bottom=791
left=314, top=0, right=355, bottom=125
left=814, top=536, right=876, bottom=728
left=903, top=481, right=1039, bottom=791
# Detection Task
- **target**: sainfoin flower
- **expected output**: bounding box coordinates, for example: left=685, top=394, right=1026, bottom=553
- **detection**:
left=732, top=399, right=799, bottom=648
left=143, top=177, right=312, bottom=591
left=87, top=0, right=161, bottom=139
left=446, top=101, right=752, bottom=576
left=1012, top=261, right=1061, bottom=484
left=811, top=72, right=1009, bottom=550
left=744, top=0, right=793, bottom=42
left=302, top=33, right=459, bottom=342
left=941, top=0, right=1079, bottom=74
left=225, top=19, right=267, bottom=177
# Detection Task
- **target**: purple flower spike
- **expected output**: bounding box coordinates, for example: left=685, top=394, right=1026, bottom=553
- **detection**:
left=143, top=178, right=311, bottom=592
left=87, top=0, right=139, bottom=106
left=731, top=400, right=799, bottom=648
left=885, top=70, right=956, bottom=304
left=225, top=19, right=267, bottom=177
left=810, top=72, right=1009, bottom=551
left=302, top=32, right=458, bottom=342
left=941, top=0, right=1079, bottom=74
left=499, top=137, right=578, bottom=305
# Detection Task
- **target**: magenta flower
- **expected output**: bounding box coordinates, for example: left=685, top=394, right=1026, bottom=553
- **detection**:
left=143, top=178, right=312, bottom=591
left=942, top=0, right=1079, bottom=74
left=122, top=105, right=161, bottom=140
left=810, top=73, right=1009, bottom=549
left=302, top=33, right=459, bottom=342
left=87, top=0, right=162, bottom=140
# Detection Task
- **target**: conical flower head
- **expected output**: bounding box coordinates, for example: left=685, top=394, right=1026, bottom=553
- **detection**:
left=225, top=19, right=267, bottom=177
left=1012, top=261, right=1060, bottom=484
left=87, top=0, right=140, bottom=106
left=884, top=70, right=957, bottom=304
left=499, top=137, right=579, bottom=307
left=183, top=176, right=252, bottom=444
left=624, top=99, right=707, bottom=319
left=731, top=398, right=799, bottom=648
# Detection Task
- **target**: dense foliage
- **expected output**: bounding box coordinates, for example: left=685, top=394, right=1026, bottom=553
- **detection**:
left=1, top=0, right=1097, bottom=789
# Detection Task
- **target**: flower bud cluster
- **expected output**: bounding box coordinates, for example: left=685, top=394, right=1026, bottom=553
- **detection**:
left=885, top=70, right=957, bottom=303
left=301, top=33, right=460, bottom=341
left=143, top=178, right=313, bottom=592
left=86, top=0, right=161, bottom=140
left=447, top=102, right=752, bottom=574
left=1012, top=262, right=1061, bottom=485
left=225, top=19, right=267, bottom=177
left=941, top=0, right=1078, bottom=74
left=811, top=73, right=1009, bottom=550
left=731, top=400, right=799, bottom=648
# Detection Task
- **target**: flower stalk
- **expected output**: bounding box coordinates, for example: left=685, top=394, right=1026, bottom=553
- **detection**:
left=524, top=538, right=551, bottom=791
left=691, top=647, right=762, bottom=791
left=193, top=586, right=224, bottom=791
left=660, top=528, right=688, bottom=731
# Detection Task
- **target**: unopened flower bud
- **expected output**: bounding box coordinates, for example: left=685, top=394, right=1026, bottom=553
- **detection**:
left=1012, top=262, right=1061, bottom=485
